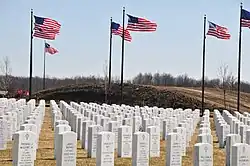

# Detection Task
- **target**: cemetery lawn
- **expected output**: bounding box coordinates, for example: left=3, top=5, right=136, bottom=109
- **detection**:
left=0, top=107, right=227, bottom=166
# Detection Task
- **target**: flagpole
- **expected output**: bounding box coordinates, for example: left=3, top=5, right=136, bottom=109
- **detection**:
left=201, top=14, right=206, bottom=116
left=43, top=40, right=46, bottom=90
left=29, top=9, right=33, bottom=99
left=237, top=3, right=243, bottom=113
left=108, top=17, right=113, bottom=104
left=120, top=7, right=125, bottom=103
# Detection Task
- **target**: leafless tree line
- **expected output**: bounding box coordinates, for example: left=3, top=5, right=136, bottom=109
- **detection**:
left=132, top=71, right=236, bottom=89
left=1, top=56, right=250, bottom=102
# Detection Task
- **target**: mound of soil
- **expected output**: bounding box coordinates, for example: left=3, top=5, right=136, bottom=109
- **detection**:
left=33, top=83, right=222, bottom=111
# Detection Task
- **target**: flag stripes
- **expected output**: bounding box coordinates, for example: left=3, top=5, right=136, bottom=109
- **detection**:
left=111, top=22, right=132, bottom=42
left=34, top=31, right=56, bottom=40
left=126, top=14, right=157, bottom=32
left=207, top=21, right=230, bottom=40
left=33, top=15, right=61, bottom=40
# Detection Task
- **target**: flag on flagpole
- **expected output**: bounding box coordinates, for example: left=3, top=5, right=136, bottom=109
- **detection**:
left=45, top=42, right=58, bottom=54
left=34, top=16, right=61, bottom=33
left=207, top=21, right=230, bottom=40
left=111, top=22, right=132, bottom=42
left=241, top=9, right=250, bottom=28
left=33, top=15, right=61, bottom=40
left=126, top=14, right=157, bottom=32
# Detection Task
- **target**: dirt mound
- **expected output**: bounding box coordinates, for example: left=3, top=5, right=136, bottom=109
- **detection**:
left=33, top=83, right=221, bottom=110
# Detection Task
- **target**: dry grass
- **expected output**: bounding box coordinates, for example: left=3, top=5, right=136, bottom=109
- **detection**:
left=153, top=86, right=250, bottom=112
left=0, top=108, right=226, bottom=166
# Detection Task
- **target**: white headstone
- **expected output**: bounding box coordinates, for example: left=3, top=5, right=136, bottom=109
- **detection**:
left=0, top=117, right=7, bottom=150
left=54, top=124, right=71, bottom=159
left=56, top=131, right=77, bottom=166
left=219, top=124, right=230, bottom=148
left=118, top=125, right=132, bottom=158
left=11, top=111, right=18, bottom=133
left=194, top=143, right=213, bottom=166
left=20, top=124, right=38, bottom=149
left=231, top=143, right=250, bottom=166
left=12, top=131, right=37, bottom=166
left=108, top=121, right=119, bottom=149
left=226, top=134, right=241, bottom=166
left=5, top=112, right=13, bottom=141
left=77, top=116, right=84, bottom=140
left=166, top=133, right=182, bottom=166
left=246, top=129, right=250, bottom=145
left=239, top=125, right=248, bottom=143
left=173, top=127, right=186, bottom=156
left=88, top=125, right=103, bottom=158
left=132, top=132, right=149, bottom=166
left=133, top=116, right=141, bottom=133
left=147, top=126, right=160, bottom=157
left=81, top=120, right=94, bottom=150
left=96, top=132, right=115, bottom=166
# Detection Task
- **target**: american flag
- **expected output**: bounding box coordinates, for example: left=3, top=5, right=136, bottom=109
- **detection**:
left=33, top=16, right=61, bottom=40
left=33, top=30, right=56, bottom=40
left=111, top=22, right=132, bottom=42
left=45, top=43, right=58, bottom=55
left=241, top=9, right=250, bottom=28
left=126, top=14, right=157, bottom=32
left=207, top=21, right=230, bottom=40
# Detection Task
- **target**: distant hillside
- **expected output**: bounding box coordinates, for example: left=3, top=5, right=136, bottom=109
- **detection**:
left=151, top=86, right=250, bottom=113
left=32, top=83, right=221, bottom=111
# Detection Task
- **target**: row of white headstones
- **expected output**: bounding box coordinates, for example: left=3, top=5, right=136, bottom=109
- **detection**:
left=51, top=100, right=214, bottom=166
left=195, top=108, right=250, bottom=166
left=1, top=97, right=249, bottom=166
left=213, top=109, right=250, bottom=166
left=0, top=98, right=45, bottom=166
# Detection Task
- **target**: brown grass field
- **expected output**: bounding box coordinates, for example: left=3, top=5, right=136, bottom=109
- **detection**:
left=152, top=86, right=250, bottom=113
left=0, top=107, right=226, bottom=166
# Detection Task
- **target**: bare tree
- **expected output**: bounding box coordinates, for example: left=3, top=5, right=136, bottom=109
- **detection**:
left=0, top=56, right=12, bottom=93
left=226, top=72, right=236, bottom=110
left=217, top=64, right=235, bottom=109
left=103, top=60, right=108, bottom=103
left=227, top=74, right=237, bottom=92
